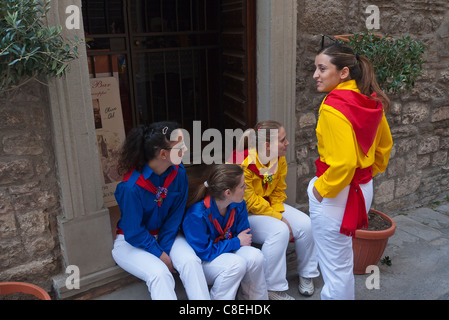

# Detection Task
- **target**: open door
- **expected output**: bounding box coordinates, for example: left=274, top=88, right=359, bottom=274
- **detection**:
left=221, top=0, right=257, bottom=131
left=82, top=0, right=256, bottom=134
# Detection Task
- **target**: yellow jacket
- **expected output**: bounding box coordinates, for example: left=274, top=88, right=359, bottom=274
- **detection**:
left=241, top=149, right=287, bottom=220
left=315, top=80, right=393, bottom=198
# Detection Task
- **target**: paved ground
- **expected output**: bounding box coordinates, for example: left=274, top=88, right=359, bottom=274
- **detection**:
left=95, top=196, right=449, bottom=300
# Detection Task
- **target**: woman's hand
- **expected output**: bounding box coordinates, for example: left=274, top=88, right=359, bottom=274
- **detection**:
left=281, top=217, right=293, bottom=240
left=160, top=252, right=177, bottom=273
left=238, top=228, right=252, bottom=246
left=313, top=186, right=323, bottom=203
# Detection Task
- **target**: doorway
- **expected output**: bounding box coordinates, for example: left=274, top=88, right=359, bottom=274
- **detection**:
left=82, top=0, right=256, bottom=135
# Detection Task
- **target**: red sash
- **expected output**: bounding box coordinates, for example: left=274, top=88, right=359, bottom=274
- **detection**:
left=204, top=195, right=236, bottom=244
left=316, top=158, right=372, bottom=237
left=123, top=166, right=179, bottom=207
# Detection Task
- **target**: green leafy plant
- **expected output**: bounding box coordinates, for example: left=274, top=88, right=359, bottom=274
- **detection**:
left=337, top=31, right=426, bottom=94
left=0, top=0, right=81, bottom=92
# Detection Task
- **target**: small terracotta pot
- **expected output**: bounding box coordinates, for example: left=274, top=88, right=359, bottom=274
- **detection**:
left=0, top=282, right=51, bottom=300
left=333, top=34, right=352, bottom=42
left=352, top=209, right=396, bottom=275
left=333, top=33, right=390, bottom=43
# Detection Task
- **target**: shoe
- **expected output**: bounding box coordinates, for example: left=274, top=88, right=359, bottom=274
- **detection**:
left=268, top=290, right=295, bottom=300
left=298, top=277, right=314, bottom=296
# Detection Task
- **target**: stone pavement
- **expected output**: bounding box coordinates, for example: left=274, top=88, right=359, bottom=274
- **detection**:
left=95, top=196, right=449, bottom=300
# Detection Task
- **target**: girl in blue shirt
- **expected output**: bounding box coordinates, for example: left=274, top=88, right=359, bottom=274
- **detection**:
left=183, top=164, right=268, bottom=300
left=112, top=122, right=209, bottom=300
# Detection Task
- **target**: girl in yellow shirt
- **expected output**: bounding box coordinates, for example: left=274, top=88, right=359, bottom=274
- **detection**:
left=231, top=120, right=320, bottom=300
left=310, top=41, right=393, bottom=300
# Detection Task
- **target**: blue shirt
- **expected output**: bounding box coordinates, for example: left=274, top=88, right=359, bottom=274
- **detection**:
left=183, top=197, right=250, bottom=262
left=115, top=163, right=188, bottom=257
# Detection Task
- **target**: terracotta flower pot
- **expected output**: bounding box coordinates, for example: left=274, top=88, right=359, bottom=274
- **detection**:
left=0, top=282, right=51, bottom=300
left=352, top=209, right=396, bottom=275
left=333, top=33, right=387, bottom=43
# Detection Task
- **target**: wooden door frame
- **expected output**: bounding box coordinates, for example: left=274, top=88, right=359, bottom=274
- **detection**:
left=246, top=0, right=257, bottom=129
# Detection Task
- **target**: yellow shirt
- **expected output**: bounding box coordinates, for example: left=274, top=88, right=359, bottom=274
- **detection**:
left=315, top=80, right=393, bottom=198
left=241, top=149, right=287, bottom=220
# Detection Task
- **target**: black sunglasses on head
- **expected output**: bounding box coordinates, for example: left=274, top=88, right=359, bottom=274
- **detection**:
left=321, top=34, right=337, bottom=49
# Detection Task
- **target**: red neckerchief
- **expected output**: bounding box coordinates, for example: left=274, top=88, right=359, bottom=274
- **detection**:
left=123, top=166, right=179, bottom=207
left=204, top=195, right=236, bottom=244
left=247, top=159, right=278, bottom=190
left=324, top=89, right=383, bottom=155
left=229, top=148, right=278, bottom=190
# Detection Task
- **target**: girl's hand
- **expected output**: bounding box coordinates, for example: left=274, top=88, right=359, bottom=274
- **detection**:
left=281, top=217, right=293, bottom=240
left=160, top=252, right=177, bottom=273
left=237, top=228, right=252, bottom=246
left=313, top=186, right=323, bottom=203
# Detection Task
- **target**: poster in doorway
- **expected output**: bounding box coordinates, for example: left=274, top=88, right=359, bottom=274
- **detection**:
left=91, top=77, right=126, bottom=207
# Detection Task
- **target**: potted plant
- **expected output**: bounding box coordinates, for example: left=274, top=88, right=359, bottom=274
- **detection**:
left=333, top=31, right=426, bottom=94
left=0, top=0, right=81, bottom=94
left=0, top=282, right=51, bottom=300
left=352, top=209, right=396, bottom=274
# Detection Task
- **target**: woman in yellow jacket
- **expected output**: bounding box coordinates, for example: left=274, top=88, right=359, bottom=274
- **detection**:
left=310, top=41, right=393, bottom=300
left=230, top=121, right=319, bottom=300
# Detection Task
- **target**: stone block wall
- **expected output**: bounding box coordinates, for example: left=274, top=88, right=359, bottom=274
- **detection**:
left=0, top=83, right=63, bottom=291
left=295, top=0, right=449, bottom=212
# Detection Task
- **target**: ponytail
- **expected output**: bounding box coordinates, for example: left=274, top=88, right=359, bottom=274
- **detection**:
left=319, top=43, right=390, bottom=112
left=357, top=55, right=390, bottom=112
left=117, top=125, right=146, bottom=176
left=187, top=164, right=244, bottom=208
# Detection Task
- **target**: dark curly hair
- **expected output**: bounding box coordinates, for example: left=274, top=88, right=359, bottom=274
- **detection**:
left=117, top=121, right=181, bottom=175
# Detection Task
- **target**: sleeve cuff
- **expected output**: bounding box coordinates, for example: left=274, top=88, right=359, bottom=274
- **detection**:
left=271, top=203, right=285, bottom=213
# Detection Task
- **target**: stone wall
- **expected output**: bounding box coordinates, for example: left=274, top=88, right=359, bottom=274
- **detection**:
left=295, top=0, right=449, bottom=212
left=0, top=83, right=63, bottom=291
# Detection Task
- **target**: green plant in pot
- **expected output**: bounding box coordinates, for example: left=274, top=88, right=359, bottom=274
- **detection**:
left=334, top=31, right=426, bottom=94
left=332, top=31, right=426, bottom=274
left=0, top=0, right=81, bottom=93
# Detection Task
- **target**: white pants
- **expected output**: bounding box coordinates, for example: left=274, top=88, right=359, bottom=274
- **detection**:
left=170, top=234, right=210, bottom=300
left=112, top=233, right=209, bottom=300
left=202, top=246, right=268, bottom=300
left=249, top=204, right=319, bottom=291
left=308, top=177, right=373, bottom=300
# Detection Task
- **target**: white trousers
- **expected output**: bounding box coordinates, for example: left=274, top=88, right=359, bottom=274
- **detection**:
left=201, top=246, right=268, bottom=300
left=249, top=204, right=319, bottom=291
left=170, top=234, right=210, bottom=300
left=308, top=177, right=373, bottom=300
left=112, top=233, right=209, bottom=300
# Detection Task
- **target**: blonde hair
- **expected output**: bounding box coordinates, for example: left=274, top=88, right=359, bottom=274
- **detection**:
left=236, top=120, right=283, bottom=152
